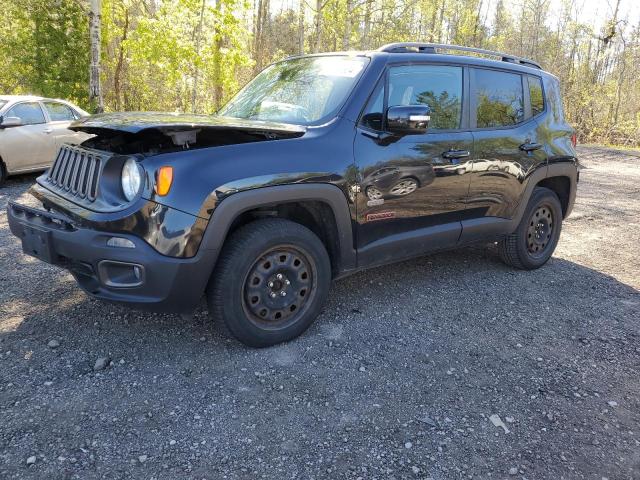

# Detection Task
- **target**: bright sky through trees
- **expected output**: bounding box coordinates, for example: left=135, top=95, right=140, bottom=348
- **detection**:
left=1, top=0, right=638, bottom=146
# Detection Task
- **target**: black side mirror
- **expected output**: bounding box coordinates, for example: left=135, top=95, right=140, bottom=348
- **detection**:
left=386, top=105, right=431, bottom=135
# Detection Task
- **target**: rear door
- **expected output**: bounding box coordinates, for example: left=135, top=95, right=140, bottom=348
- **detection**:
left=42, top=101, right=89, bottom=152
left=0, top=102, right=52, bottom=172
left=462, top=67, right=548, bottom=241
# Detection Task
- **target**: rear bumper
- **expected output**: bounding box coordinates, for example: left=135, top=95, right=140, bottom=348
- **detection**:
left=8, top=202, right=217, bottom=313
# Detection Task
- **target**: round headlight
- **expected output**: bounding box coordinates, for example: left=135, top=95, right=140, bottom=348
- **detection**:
left=121, top=158, right=142, bottom=201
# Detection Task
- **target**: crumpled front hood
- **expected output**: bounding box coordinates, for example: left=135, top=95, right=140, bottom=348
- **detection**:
left=70, top=112, right=307, bottom=136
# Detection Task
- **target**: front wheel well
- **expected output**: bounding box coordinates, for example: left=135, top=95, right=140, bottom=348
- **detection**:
left=536, top=176, right=571, bottom=217
left=225, top=200, right=342, bottom=277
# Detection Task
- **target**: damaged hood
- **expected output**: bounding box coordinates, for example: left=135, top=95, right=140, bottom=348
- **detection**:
left=69, top=112, right=307, bottom=136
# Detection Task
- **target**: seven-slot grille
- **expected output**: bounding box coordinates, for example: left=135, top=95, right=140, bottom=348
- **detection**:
left=46, top=145, right=105, bottom=201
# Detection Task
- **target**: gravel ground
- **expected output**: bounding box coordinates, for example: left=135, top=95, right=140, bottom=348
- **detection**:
left=0, top=145, right=639, bottom=480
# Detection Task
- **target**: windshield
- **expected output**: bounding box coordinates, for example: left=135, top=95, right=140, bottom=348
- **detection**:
left=219, top=56, right=369, bottom=125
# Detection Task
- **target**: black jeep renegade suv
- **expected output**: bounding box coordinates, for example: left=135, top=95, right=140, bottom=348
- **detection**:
left=8, top=43, right=578, bottom=347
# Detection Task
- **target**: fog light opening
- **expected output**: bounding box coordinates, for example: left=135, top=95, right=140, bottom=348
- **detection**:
left=97, top=260, right=145, bottom=288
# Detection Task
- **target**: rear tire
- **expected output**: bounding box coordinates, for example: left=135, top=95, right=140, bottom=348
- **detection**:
left=207, top=218, right=331, bottom=347
left=0, top=161, right=6, bottom=187
left=498, top=187, right=563, bottom=270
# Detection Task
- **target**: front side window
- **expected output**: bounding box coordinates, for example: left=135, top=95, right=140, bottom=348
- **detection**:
left=359, top=65, right=463, bottom=131
left=388, top=65, right=463, bottom=130
left=219, top=56, right=369, bottom=125
left=6, top=102, right=46, bottom=125
left=43, top=102, right=75, bottom=121
left=528, top=75, right=544, bottom=116
left=473, top=69, right=524, bottom=128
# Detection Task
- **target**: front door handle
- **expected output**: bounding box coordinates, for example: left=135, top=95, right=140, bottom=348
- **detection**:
left=519, top=142, right=542, bottom=152
left=442, top=149, right=470, bottom=160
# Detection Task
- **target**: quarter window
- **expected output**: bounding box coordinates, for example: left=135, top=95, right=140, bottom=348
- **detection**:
left=473, top=69, right=524, bottom=128
left=6, top=102, right=46, bottom=125
left=387, top=65, right=463, bottom=130
left=528, top=75, right=544, bottom=116
left=43, top=102, right=75, bottom=121
left=360, top=81, right=384, bottom=131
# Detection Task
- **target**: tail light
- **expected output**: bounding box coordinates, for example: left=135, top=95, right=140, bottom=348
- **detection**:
left=571, top=133, right=577, bottom=148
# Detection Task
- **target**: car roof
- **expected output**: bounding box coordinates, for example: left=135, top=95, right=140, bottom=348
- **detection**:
left=377, top=51, right=546, bottom=75
left=0, top=95, right=80, bottom=104
left=0, top=95, right=46, bottom=102
left=0, top=95, right=90, bottom=116
left=285, top=45, right=549, bottom=76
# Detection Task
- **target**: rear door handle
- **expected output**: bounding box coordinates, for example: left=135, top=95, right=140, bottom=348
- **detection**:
left=442, top=149, right=470, bottom=160
left=519, top=142, right=542, bottom=152
left=43, top=128, right=52, bottom=134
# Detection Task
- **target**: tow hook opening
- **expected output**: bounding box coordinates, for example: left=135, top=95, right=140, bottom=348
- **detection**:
left=98, top=260, right=145, bottom=288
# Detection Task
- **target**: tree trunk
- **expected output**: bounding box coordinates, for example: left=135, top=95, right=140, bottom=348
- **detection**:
left=191, top=0, right=206, bottom=113
left=314, top=0, right=322, bottom=53
left=361, top=0, right=372, bottom=49
left=342, top=0, right=352, bottom=50
left=89, top=0, right=103, bottom=113
left=253, top=0, right=263, bottom=73
left=298, top=0, right=305, bottom=54
left=436, top=0, right=445, bottom=43
left=113, top=8, right=129, bottom=111
left=213, top=0, right=224, bottom=110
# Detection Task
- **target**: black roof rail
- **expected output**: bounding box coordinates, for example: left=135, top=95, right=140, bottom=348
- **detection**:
left=377, top=43, right=542, bottom=69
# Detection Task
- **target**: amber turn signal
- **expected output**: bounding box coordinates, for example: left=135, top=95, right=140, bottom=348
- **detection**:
left=155, top=166, right=173, bottom=196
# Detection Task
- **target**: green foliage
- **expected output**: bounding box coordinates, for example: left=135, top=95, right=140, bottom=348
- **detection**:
left=0, top=0, right=89, bottom=107
left=415, top=91, right=461, bottom=130
left=0, top=0, right=638, bottom=146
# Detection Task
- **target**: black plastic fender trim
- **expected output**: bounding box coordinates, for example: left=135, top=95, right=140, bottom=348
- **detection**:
left=198, top=183, right=357, bottom=275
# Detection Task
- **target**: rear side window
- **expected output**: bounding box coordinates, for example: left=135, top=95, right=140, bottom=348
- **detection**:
left=43, top=102, right=75, bottom=121
left=6, top=102, right=46, bottom=125
left=387, top=65, right=463, bottom=130
left=528, top=76, right=544, bottom=116
left=473, top=69, right=524, bottom=128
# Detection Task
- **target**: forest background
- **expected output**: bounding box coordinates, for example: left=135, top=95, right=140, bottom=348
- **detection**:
left=1, top=0, right=638, bottom=146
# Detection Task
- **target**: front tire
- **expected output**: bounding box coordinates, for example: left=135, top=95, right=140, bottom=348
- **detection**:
left=498, top=187, right=563, bottom=270
left=207, top=218, right=331, bottom=347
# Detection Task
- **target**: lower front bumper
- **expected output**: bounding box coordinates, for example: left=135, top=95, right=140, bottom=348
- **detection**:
left=7, top=202, right=218, bottom=313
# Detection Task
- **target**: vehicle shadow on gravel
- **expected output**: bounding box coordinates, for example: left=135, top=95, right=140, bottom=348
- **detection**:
left=2, top=244, right=639, bottom=479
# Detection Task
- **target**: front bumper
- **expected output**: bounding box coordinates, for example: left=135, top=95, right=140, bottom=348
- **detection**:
left=8, top=202, right=218, bottom=313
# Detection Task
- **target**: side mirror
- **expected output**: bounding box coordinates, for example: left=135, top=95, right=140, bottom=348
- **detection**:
left=0, top=116, right=23, bottom=128
left=386, top=105, right=431, bottom=135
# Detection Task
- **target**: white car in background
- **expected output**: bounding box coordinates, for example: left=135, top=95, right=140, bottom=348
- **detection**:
left=0, top=95, right=91, bottom=185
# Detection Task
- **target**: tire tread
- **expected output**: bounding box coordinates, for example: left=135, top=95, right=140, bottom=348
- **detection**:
left=498, top=186, right=562, bottom=270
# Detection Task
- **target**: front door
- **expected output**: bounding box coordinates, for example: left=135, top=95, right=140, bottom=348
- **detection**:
left=354, top=64, right=473, bottom=267
left=0, top=101, right=53, bottom=172
left=463, top=68, right=548, bottom=242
